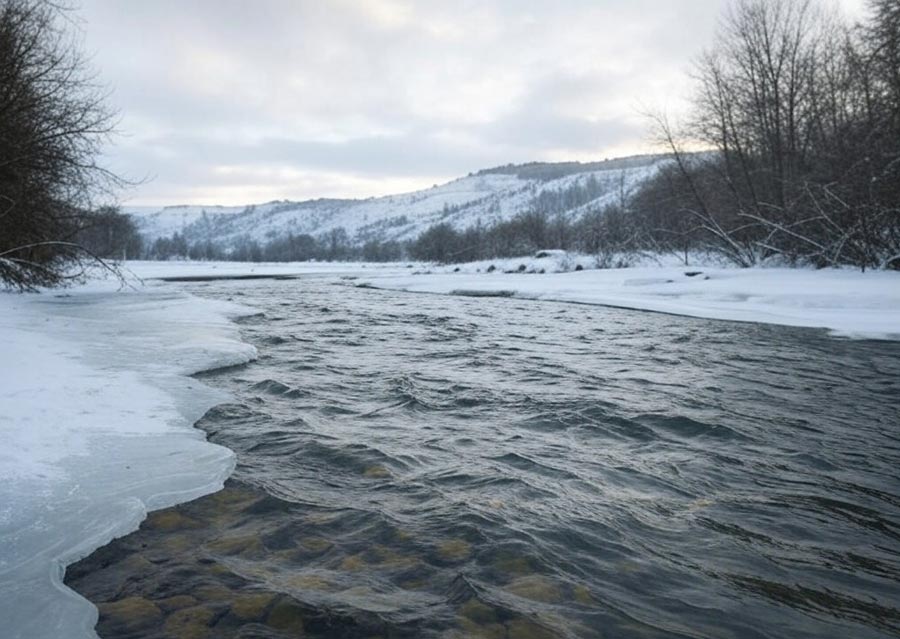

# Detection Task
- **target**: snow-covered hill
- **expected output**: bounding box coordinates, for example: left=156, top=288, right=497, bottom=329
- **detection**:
left=127, top=155, right=670, bottom=249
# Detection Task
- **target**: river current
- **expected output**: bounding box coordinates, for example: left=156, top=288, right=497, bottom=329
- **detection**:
left=71, top=275, right=900, bottom=638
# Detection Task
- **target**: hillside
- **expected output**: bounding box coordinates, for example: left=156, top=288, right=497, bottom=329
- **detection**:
left=127, top=155, right=671, bottom=252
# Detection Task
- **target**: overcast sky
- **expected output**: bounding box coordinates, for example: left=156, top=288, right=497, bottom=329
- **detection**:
left=78, top=0, right=866, bottom=206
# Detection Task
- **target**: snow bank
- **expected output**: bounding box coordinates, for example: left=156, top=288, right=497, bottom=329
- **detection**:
left=360, top=265, right=900, bottom=340
left=407, top=250, right=672, bottom=276
left=0, top=281, right=257, bottom=639
left=124, top=259, right=899, bottom=339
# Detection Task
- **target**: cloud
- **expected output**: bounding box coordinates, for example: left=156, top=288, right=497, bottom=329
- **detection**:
left=77, top=0, right=864, bottom=205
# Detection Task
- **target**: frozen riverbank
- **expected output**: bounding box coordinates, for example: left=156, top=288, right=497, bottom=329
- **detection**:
left=121, top=259, right=900, bottom=339
left=360, top=264, right=900, bottom=340
left=0, top=281, right=257, bottom=639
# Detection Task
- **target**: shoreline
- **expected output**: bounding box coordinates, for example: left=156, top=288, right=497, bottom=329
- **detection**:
left=122, top=260, right=900, bottom=340
left=356, top=265, right=900, bottom=340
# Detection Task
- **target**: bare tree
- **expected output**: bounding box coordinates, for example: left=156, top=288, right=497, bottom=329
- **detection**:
left=0, top=0, right=124, bottom=290
left=634, top=0, right=899, bottom=270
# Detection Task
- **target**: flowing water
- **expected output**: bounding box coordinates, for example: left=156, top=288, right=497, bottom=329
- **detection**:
left=68, top=276, right=900, bottom=638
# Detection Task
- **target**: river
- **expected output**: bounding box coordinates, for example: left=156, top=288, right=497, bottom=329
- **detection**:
left=67, top=275, right=900, bottom=638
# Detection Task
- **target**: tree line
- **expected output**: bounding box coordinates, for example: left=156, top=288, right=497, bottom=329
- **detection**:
left=138, top=204, right=635, bottom=266
left=144, top=226, right=406, bottom=263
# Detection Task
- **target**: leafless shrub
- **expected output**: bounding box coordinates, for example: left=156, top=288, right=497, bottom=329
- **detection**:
left=0, top=0, right=125, bottom=290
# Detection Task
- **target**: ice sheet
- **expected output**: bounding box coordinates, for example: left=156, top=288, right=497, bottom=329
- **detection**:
left=0, top=281, right=257, bottom=638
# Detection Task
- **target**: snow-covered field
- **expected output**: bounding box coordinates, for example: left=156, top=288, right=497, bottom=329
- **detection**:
left=0, top=281, right=257, bottom=639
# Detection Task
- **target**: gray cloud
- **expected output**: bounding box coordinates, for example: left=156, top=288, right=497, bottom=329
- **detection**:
left=77, top=0, right=861, bottom=205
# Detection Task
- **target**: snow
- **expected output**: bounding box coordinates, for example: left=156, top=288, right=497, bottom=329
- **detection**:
left=0, top=281, right=257, bottom=639
left=124, top=203, right=253, bottom=242
left=359, top=264, right=900, bottom=340
left=416, top=251, right=633, bottom=274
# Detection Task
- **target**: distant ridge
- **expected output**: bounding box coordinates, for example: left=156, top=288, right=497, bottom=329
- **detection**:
left=128, top=154, right=673, bottom=250
left=475, top=154, right=672, bottom=181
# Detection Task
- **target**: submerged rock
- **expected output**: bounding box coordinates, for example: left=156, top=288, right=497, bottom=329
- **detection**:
left=437, top=538, right=472, bottom=563
left=231, top=592, right=275, bottom=621
left=163, top=605, right=217, bottom=639
left=266, top=599, right=306, bottom=634
left=66, top=478, right=584, bottom=639
left=97, top=597, right=163, bottom=635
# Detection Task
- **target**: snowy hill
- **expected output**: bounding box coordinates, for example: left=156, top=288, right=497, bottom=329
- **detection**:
left=127, top=154, right=671, bottom=250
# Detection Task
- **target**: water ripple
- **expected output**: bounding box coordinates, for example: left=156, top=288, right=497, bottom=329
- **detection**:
left=92, top=278, right=900, bottom=638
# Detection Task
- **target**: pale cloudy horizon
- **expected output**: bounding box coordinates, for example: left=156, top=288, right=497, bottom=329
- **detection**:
left=79, top=0, right=868, bottom=207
